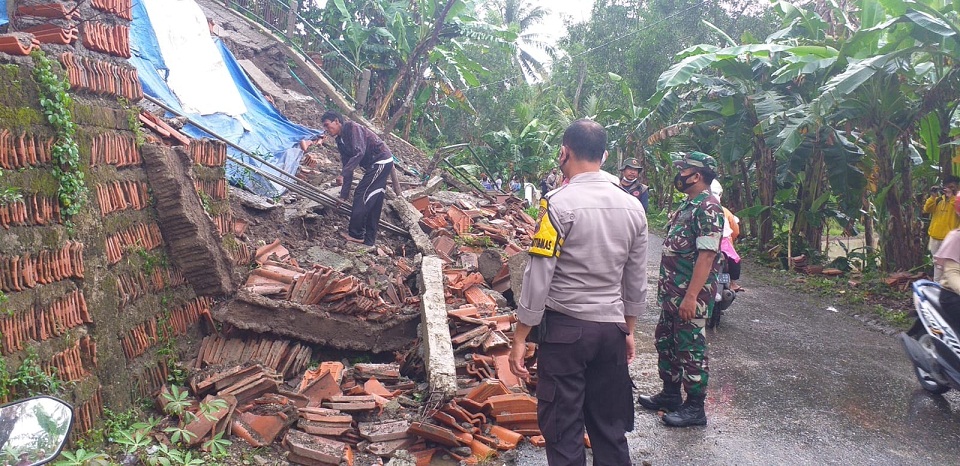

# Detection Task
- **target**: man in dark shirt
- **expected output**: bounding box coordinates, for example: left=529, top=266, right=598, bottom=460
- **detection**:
left=320, top=111, right=394, bottom=246
left=619, top=157, right=649, bottom=212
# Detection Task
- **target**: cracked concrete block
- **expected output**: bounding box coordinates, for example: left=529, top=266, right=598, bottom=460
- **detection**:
left=390, top=198, right=436, bottom=256
left=304, top=247, right=353, bottom=273
left=477, top=249, right=503, bottom=283
left=418, top=256, right=457, bottom=396
left=508, top=253, right=529, bottom=300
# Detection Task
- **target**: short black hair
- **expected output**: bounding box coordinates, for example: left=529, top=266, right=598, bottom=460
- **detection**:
left=561, top=119, right=606, bottom=162
left=946, top=175, right=960, bottom=185
left=320, top=111, right=343, bottom=124
left=696, top=167, right=717, bottom=185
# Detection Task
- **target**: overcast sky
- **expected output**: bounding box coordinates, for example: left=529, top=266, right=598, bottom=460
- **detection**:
left=529, top=0, right=592, bottom=45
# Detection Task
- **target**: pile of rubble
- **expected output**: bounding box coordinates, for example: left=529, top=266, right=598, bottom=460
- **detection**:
left=165, top=333, right=543, bottom=465
left=241, top=239, right=413, bottom=320
left=198, top=186, right=552, bottom=463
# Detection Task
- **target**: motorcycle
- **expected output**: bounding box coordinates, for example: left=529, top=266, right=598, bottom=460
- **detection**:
left=707, top=254, right=736, bottom=329
left=0, top=396, right=74, bottom=465
left=899, top=280, right=960, bottom=394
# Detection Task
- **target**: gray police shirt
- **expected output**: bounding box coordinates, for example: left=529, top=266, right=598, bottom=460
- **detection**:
left=517, top=171, right=649, bottom=326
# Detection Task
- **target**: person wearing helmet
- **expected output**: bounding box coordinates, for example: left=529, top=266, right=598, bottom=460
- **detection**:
left=637, top=151, right=723, bottom=428
left=619, top=158, right=649, bottom=212
left=934, top=193, right=960, bottom=294
left=710, top=180, right=743, bottom=292
left=924, top=176, right=960, bottom=280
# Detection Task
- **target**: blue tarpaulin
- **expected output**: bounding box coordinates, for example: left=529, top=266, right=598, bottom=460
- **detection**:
left=128, top=0, right=320, bottom=196
left=1, top=3, right=8, bottom=27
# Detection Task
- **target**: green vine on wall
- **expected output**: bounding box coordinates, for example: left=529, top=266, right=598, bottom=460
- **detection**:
left=31, top=50, right=87, bottom=219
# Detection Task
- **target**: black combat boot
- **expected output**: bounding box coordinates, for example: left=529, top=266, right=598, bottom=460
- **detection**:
left=637, top=381, right=683, bottom=412
left=662, top=393, right=707, bottom=427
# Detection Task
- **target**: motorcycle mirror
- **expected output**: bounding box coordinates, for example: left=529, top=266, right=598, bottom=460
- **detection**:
left=0, top=396, right=74, bottom=465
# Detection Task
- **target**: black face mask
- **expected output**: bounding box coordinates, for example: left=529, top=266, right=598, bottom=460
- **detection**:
left=673, top=172, right=698, bottom=192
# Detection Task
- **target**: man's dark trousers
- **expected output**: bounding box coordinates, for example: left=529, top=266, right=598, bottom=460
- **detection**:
left=536, top=311, right=634, bottom=465
left=349, top=160, right=393, bottom=245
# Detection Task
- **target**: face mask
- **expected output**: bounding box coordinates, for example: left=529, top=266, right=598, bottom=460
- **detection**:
left=622, top=175, right=637, bottom=183
left=673, top=172, right=698, bottom=192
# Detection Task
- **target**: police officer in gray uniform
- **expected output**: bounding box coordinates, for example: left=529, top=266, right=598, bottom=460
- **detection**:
left=510, top=119, right=648, bottom=465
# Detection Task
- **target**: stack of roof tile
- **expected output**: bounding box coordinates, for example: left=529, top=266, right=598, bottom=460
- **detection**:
left=0, top=33, right=41, bottom=56
left=193, top=334, right=313, bottom=380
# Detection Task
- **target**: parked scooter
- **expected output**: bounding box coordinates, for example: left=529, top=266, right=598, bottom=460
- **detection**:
left=707, top=254, right=736, bottom=329
left=899, top=280, right=960, bottom=394
left=0, top=396, right=73, bottom=465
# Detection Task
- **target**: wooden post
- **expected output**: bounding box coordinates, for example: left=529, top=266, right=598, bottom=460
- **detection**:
left=787, top=223, right=793, bottom=271
left=286, top=0, right=298, bottom=38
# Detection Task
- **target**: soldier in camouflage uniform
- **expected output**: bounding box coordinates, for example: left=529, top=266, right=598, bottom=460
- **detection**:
left=638, top=151, right=723, bottom=427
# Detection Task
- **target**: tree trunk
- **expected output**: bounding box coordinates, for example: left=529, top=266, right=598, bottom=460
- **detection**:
left=938, top=108, right=953, bottom=177
left=755, top=137, right=775, bottom=247
left=373, top=0, right=458, bottom=123
left=402, top=103, right=415, bottom=140
left=383, top=66, right=425, bottom=134
left=573, top=62, right=586, bottom=113
left=877, top=136, right=924, bottom=271
left=863, top=193, right=874, bottom=253
left=739, top=158, right=757, bottom=239
left=794, top=148, right=826, bottom=254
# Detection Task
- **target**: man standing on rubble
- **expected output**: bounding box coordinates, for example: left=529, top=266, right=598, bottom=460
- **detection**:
left=509, top=119, right=648, bottom=465
left=320, top=111, right=394, bottom=247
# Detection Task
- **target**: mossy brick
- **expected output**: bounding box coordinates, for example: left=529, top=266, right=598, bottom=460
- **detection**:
left=0, top=225, right=66, bottom=255
left=1, top=169, right=59, bottom=198
left=0, top=60, right=43, bottom=130
left=72, top=103, right=131, bottom=130
left=192, top=166, right=226, bottom=181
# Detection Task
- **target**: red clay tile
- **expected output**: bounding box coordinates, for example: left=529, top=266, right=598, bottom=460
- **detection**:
left=358, top=419, right=410, bottom=443
left=283, top=429, right=352, bottom=464
left=488, top=425, right=523, bottom=450
left=408, top=422, right=460, bottom=447
left=300, top=371, right=342, bottom=406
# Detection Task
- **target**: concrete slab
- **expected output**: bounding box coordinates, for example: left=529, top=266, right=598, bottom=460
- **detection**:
left=418, top=256, right=457, bottom=396
left=237, top=59, right=311, bottom=104
left=304, top=247, right=353, bottom=273
left=216, top=291, right=419, bottom=352
left=508, top=253, right=529, bottom=298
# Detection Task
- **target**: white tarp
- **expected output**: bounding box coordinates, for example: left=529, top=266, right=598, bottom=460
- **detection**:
left=141, top=0, right=246, bottom=117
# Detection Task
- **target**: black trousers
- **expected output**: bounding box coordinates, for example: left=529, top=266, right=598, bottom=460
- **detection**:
left=536, top=311, right=634, bottom=466
left=348, top=160, right=393, bottom=245
left=724, top=253, right=741, bottom=280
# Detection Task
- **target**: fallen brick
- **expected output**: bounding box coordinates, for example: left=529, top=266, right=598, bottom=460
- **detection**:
left=366, top=435, right=417, bottom=457
left=358, top=419, right=411, bottom=443
left=300, top=371, right=342, bottom=406
left=488, top=425, right=523, bottom=450
left=283, top=429, right=353, bottom=465
left=362, top=377, right=394, bottom=398
left=353, top=363, right=401, bottom=381
left=408, top=421, right=460, bottom=447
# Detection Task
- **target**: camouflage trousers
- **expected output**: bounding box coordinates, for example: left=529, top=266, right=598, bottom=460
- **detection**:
left=654, top=297, right=710, bottom=396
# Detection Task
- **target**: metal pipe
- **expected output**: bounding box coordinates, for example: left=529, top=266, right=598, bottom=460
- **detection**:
left=139, top=95, right=409, bottom=238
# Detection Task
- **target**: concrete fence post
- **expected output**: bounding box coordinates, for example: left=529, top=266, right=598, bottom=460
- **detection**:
left=286, top=0, right=298, bottom=38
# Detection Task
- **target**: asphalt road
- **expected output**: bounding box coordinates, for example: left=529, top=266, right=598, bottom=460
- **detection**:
left=514, top=233, right=960, bottom=465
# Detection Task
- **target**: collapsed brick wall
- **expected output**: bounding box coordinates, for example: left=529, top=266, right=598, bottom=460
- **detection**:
left=0, top=0, right=239, bottom=438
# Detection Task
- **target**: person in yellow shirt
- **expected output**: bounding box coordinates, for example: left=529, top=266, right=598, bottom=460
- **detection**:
left=924, top=175, right=960, bottom=280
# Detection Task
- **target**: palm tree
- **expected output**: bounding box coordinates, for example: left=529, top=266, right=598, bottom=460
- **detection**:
left=496, top=0, right=556, bottom=81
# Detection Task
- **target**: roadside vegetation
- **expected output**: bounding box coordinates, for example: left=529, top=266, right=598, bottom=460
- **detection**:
left=279, top=0, right=958, bottom=317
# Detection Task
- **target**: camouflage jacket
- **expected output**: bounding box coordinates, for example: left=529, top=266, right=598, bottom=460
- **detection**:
left=658, top=189, right=723, bottom=305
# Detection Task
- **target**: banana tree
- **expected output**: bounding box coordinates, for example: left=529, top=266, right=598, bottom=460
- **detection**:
left=782, top=2, right=960, bottom=270
left=481, top=114, right=556, bottom=182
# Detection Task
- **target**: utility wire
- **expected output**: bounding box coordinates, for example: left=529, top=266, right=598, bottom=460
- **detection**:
left=465, top=0, right=713, bottom=92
